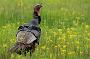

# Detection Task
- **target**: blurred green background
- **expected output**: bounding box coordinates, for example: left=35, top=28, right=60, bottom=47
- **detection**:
left=0, top=0, right=90, bottom=59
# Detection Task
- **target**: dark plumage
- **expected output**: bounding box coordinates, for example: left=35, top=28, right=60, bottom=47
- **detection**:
left=9, top=4, right=42, bottom=57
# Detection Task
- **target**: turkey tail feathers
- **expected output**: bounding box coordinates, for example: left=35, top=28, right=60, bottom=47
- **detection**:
left=9, top=43, right=18, bottom=53
left=9, top=43, right=27, bottom=55
left=9, top=31, right=37, bottom=55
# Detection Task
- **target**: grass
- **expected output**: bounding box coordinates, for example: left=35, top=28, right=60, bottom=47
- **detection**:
left=0, top=0, right=90, bottom=59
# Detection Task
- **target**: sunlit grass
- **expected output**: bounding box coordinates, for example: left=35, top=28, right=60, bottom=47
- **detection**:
left=0, top=0, right=90, bottom=59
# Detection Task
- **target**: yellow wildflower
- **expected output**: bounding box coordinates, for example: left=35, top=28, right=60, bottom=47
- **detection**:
left=85, top=25, right=89, bottom=28
left=61, top=52, right=65, bottom=55
left=55, top=45, right=58, bottom=48
left=76, top=16, right=80, bottom=20
left=3, top=44, right=7, bottom=48
left=63, top=45, right=66, bottom=48
left=41, top=46, right=46, bottom=50
left=80, top=51, right=83, bottom=54
left=61, top=50, right=66, bottom=52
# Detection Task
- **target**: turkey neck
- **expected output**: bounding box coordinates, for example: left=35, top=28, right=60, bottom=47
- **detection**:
left=33, top=11, right=41, bottom=24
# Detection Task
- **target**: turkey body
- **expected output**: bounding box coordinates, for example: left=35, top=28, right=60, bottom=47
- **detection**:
left=9, top=5, right=42, bottom=56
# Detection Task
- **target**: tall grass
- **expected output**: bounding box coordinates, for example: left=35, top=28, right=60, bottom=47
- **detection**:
left=0, top=0, right=90, bottom=59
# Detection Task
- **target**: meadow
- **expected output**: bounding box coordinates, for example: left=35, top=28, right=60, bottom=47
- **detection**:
left=0, top=0, right=90, bottom=59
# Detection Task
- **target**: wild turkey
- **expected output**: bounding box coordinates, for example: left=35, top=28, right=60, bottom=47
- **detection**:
left=9, top=4, right=42, bottom=57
